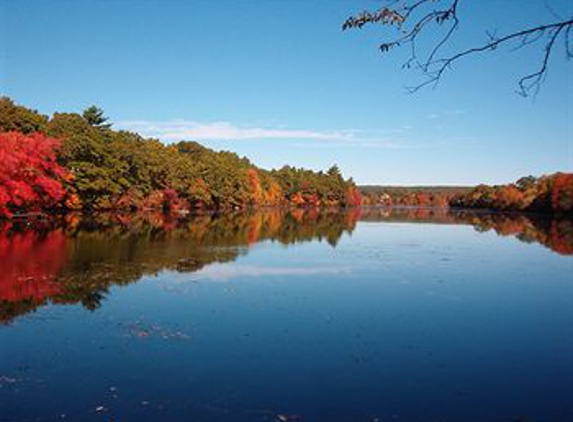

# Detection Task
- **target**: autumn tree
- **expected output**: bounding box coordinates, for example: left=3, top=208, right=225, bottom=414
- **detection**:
left=493, top=185, right=524, bottom=210
left=246, top=168, right=264, bottom=206
left=0, top=132, right=70, bottom=218
left=1, top=98, right=362, bottom=213
left=189, top=179, right=212, bottom=208
left=552, top=173, right=573, bottom=213
left=453, top=173, right=573, bottom=214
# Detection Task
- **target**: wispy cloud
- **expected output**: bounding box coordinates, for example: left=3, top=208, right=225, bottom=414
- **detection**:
left=426, top=109, right=466, bottom=119
left=118, top=119, right=356, bottom=143
left=117, top=119, right=408, bottom=149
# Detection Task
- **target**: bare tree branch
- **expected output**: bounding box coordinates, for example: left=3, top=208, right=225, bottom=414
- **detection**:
left=342, top=1, right=573, bottom=96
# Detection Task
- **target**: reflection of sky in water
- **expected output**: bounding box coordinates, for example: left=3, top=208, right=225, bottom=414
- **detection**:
left=1, top=219, right=572, bottom=421
left=167, top=263, right=352, bottom=283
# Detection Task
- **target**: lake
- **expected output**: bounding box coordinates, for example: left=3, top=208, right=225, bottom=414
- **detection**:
left=1, top=208, right=572, bottom=421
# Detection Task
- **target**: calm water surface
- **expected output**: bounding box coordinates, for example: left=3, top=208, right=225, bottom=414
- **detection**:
left=1, top=209, right=572, bottom=421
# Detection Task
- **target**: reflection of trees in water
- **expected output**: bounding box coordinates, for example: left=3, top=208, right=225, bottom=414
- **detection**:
left=0, top=228, right=68, bottom=323
left=1, top=208, right=570, bottom=324
left=360, top=207, right=573, bottom=256
left=0, top=209, right=359, bottom=323
left=467, top=213, right=573, bottom=256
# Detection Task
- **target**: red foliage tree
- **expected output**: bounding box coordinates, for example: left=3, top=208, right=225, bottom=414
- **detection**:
left=345, top=186, right=362, bottom=207
left=304, top=193, right=320, bottom=207
left=0, top=131, right=69, bottom=218
left=551, top=173, right=573, bottom=213
left=162, top=188, right=182, bottom=213
left=416, top=192, right=431, bottom=206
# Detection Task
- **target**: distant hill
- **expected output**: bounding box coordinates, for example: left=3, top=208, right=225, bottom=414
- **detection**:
left=359, top=185, right=472, bottom=207
left=359, top=185, right=472, bottom=195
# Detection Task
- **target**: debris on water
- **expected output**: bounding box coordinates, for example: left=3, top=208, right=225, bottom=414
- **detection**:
left=276, top=414, right=300, bottom=421
left=108, top=386, right=119, bottom=399
left=0, top=375, right=17, bottom=386
left=123, top=321, right=191, bottom=341
left=133, top=328, right=151, bottom=338
left=141, top=401, right=149, bottom=406
left=95, top=405, right=106, bottom=413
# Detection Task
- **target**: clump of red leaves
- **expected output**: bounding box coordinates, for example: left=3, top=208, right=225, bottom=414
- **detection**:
left=0, top=131, right=70, bottom=218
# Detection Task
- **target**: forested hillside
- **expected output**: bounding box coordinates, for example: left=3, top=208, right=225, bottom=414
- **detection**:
left=0, top=98, right=361, bottom=218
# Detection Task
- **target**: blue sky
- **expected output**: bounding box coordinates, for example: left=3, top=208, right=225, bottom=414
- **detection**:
left=1, top=0, right=571, bottom=185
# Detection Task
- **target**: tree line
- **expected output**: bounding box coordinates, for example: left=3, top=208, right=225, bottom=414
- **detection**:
left=450, top=174, right=573, bottom=215
left=0, top=98, right=362, bottom=218
left=360, top=174, right=573, bottom=215
left=360, top=185, right=470, bottom=208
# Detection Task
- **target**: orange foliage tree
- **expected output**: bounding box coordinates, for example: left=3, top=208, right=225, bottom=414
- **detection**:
left=493, top=185, right=524, bottom=210
left=246, top=169, right=264, bottom=206
left=263, top=179, right=283, bottom=206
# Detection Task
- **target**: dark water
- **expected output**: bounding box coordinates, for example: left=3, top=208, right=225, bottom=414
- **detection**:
left=1, top=208, right=572, bottom=422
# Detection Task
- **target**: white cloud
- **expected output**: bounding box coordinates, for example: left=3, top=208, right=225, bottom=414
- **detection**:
left=427, top=110, right=466, bottom=119
left=116, top=119, right=424, bottom=150
left=118, top=119, right=358, bottom=143
left=445, top=109, right=466, bottom=116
